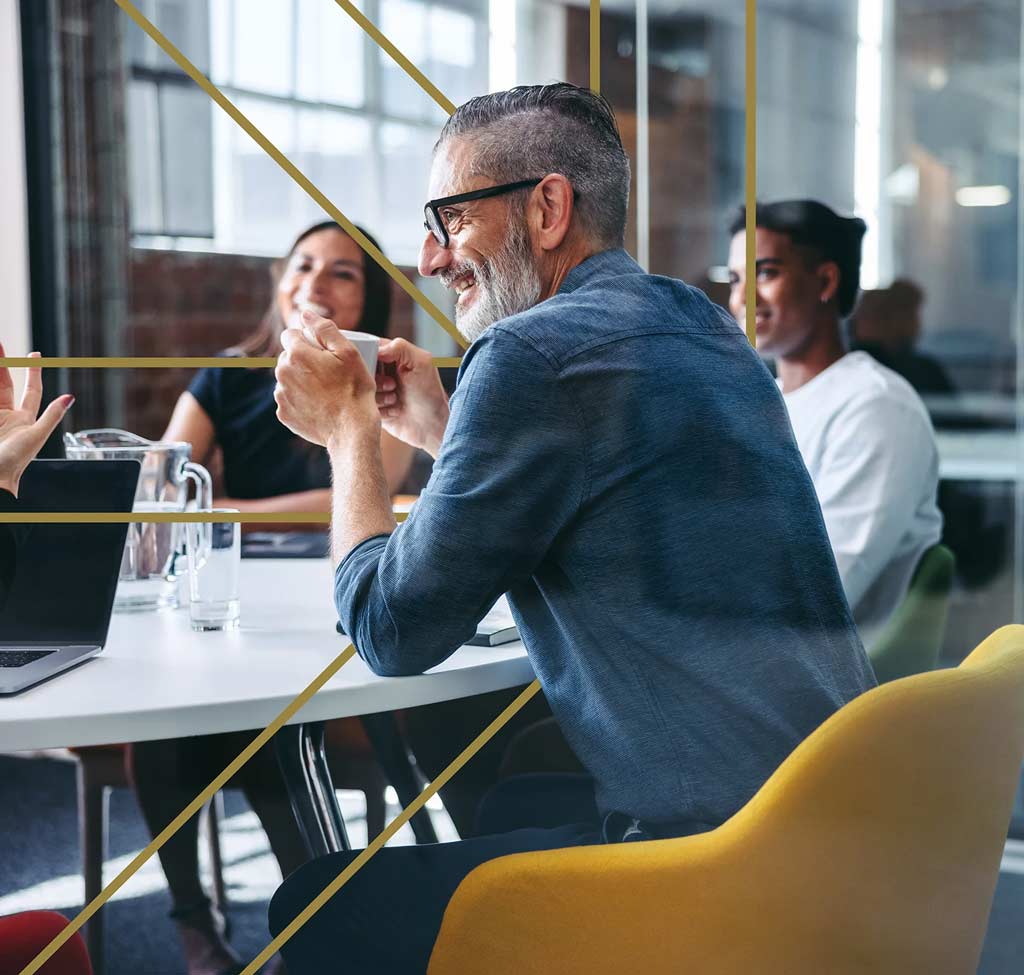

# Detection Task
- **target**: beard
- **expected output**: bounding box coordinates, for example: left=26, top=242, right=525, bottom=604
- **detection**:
left=443, top=219, right=542, bottom=344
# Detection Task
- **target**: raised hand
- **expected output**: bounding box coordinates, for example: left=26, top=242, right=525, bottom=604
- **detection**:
left=375, top=339, right=450, bottom=458
left=0, top=345, right=74, bottom=497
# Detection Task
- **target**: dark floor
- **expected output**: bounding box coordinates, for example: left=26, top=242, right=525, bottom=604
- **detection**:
left=1, top=753, right=1022, bottom=974
left=0, top=755, right=271, bottom=973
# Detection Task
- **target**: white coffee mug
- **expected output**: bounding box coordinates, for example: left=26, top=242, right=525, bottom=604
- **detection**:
left=301, top=324, right=379, bottom=374
left=339, top=330, right=380, bottom=374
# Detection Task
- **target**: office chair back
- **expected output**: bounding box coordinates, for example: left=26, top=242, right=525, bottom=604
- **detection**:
left=429, top=625, right=1024, bottom=975
left=868, top=543, right=954, bottom=683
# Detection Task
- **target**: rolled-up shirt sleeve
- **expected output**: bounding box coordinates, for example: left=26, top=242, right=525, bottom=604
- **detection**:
left=334, top=327, right=587, bottom=676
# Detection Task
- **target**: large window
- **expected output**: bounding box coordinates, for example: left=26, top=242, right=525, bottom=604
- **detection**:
left=126, top=0, right=215, bottom=238
left=126, top=0, right=488, bottom=263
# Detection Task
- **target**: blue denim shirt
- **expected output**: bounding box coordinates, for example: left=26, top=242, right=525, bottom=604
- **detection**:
left=336, top=248, right=876, bottom=826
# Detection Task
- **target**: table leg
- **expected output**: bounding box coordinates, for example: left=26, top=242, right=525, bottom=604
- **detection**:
left=360, top=712, right=439, bottom=845
left=275, top=722, right=350, bottom=858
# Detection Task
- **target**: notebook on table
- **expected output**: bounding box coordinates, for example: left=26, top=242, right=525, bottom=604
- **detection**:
left=466, top=595, right=520, bottom=646
left=335, top=595, right=521, bottom=646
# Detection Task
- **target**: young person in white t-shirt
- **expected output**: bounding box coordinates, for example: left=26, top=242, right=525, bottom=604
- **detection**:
left=726, top=199, right=943, bottom=645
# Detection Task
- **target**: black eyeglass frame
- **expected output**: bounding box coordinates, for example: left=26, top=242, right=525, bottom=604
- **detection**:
left=423, top=178, right=543, bottom=249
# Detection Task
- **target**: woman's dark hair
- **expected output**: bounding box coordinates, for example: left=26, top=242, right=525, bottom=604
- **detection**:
left=234, top=221, right=392, bottom=357
left=729, top=200, right=868, bottom=317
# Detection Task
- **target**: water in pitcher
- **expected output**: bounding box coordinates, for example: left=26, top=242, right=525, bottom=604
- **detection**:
left=65, top=429, right=213, bottom=613
left=115, top=500, right=184, bottom=612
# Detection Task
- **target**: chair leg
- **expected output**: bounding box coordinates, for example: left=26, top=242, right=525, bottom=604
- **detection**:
left=77, top=763, right=108, bottom=975
left=205, top=793, right=228, bottom=916
left=365, top=781, right=388, bottom=840
left=360, top=713, right=438, bottom=844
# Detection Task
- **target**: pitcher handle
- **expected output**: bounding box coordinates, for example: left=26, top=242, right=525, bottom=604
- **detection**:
left=181, top=460, right=214, bottom=571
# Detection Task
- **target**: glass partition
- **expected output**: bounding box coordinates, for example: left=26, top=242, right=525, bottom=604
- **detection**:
left=756, top=0, right=1022, bottom=666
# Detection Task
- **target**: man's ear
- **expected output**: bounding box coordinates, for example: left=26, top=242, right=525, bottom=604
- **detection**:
left=817, top=261, right=841, bottom=305
left=531, top=174, right=575, bottom=253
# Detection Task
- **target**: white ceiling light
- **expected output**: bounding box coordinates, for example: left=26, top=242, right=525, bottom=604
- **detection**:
left=955, top=185, right=1013, bottom=207
left=926, top=65, right=948, bottom=91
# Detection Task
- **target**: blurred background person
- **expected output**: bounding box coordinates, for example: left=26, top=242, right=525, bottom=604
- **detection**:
left=727, top=200, right=942, bottom=646
left=128, top=221, right=413, bottom=975
left=849, top=278, right=956, bottom=397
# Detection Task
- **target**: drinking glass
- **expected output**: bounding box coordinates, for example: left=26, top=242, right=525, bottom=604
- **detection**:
left=186, top=511, right=240, bottom=631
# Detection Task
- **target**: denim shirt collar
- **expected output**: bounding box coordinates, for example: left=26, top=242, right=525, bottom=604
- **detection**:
left=557, top=248, right=644, bottom=296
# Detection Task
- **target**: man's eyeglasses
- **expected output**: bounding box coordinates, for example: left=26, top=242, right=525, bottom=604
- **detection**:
left=423, top=178, right=543, bottom=249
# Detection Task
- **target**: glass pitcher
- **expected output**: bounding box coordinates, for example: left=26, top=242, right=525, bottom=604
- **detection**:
left=64, top=429, right=213, bottom=612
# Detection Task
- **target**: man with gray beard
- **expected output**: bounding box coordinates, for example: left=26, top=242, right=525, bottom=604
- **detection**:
left=270, top=83, right=874, bottom=972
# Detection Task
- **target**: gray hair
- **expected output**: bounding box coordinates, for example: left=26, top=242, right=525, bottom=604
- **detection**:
left=436, top=83, right=631, bottom=249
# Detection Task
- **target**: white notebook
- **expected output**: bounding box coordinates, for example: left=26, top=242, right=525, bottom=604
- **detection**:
left=468, top=595, right=520, bottom=646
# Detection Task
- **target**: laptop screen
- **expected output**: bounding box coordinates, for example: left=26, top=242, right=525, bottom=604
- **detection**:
left=0, top=460, right=140, bottom=645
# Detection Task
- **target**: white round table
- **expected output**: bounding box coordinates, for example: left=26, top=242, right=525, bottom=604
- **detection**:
left=0, top=559, right=533, bottom=749
left=1, top=559, right=534, bottom=854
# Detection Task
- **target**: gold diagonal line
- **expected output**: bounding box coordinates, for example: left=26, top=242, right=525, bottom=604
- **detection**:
left=744, top=0, right=757, bottom=348
left=241, top=679, right=543, bottom=974
left=0, top=511, right=409, bottom=524
left=112, top=0, right=467, bottom=351
left=334, top=0, right=456, bottom=115
left=0, top=357, right=463, bottom=368
left=22, top=644, right=360, bottom=975
left=245, top=6, right=596, bottom=971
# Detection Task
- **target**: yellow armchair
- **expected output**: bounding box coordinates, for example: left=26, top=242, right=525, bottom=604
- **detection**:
left=429, top=626, right=1024, bottom=975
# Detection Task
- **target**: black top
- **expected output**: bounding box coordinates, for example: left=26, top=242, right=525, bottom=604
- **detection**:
left=188, top=366, right=331, bottom=499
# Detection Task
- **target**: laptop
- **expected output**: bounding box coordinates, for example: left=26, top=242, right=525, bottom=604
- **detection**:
left=0, top=459, right=140, bottom=694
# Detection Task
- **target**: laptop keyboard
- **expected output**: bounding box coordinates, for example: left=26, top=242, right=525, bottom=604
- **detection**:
left=0, top=649, right=59, bottom=668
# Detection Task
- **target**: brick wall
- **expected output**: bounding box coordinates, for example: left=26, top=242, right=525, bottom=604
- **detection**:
left=123, top=247, right=417, bottom=439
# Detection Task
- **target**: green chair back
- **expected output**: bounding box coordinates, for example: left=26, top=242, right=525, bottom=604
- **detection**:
left=868, top=543, right=955, bottom=684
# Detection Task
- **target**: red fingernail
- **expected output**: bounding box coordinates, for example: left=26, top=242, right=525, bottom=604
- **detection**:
left=62, top=394, right=75, bottom=409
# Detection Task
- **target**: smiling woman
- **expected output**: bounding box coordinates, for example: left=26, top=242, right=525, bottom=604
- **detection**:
left=234, top=221, right=390, bottom=359
left=161, top=221, right=414, bottom=520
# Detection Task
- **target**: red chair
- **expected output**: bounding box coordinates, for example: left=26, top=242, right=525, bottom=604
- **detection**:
left=0, top=912, right=92, bottom=975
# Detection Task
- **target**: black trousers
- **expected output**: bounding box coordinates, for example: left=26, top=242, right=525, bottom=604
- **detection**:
left=268, top=773, right=604, bottom=975
left=268, top=820, right=602, bottom=974
left=401, top=687, right=557, bottom=836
